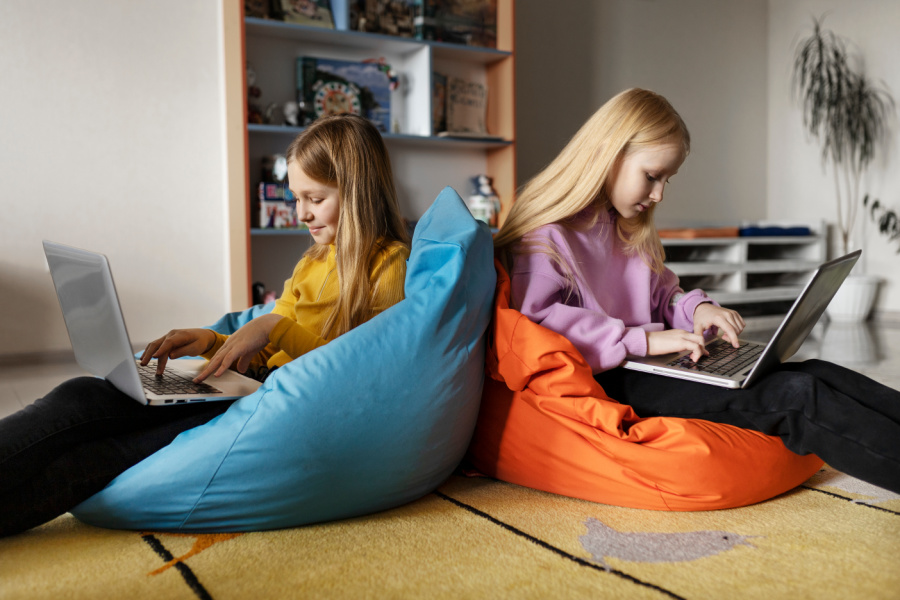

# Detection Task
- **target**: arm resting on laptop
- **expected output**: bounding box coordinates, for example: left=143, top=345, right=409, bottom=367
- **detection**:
left=198, top=315, right=327, bottom=382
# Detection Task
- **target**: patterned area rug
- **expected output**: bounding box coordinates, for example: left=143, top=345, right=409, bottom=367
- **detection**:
left=2, top=466, right=898, bottom=599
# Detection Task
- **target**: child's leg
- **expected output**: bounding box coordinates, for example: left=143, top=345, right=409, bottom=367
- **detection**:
left=595, top=361, right=900, bottom=493
left=0, top=376, right=232, bottom=537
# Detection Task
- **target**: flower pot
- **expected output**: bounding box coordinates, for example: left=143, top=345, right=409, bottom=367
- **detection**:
left=825, top=274, right=880, bottom=322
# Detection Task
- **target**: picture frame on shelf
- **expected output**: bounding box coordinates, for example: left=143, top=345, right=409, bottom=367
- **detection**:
left=297, top=56, right=392, bottom=132
left=276, top=0, right=335, bottom=29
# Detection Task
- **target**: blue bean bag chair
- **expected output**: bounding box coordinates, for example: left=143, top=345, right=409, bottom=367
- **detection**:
left=72, top=186, right=495, bottom=531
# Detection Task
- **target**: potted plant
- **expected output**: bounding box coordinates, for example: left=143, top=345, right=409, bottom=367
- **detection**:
left=865, top=195, right=900, bottom=252
left=792, top=16, right=895, bottom=321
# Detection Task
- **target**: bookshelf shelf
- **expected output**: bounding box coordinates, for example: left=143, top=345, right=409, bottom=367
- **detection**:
left=662, top=224, right=827, bottom=309
left=230, top=2, right=516, bottom=298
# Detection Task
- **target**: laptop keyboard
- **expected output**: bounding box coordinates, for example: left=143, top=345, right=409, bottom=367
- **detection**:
left=667, top=339, right=764, bottom=377
left=136, top=362, right=222, bottom=396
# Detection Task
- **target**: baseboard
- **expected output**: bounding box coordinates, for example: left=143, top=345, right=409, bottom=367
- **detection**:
left=0, top=349, right=76, bottom=367
left=872, top=309, right=900, bottom=325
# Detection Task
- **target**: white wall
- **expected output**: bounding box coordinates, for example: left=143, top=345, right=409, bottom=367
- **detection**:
left=516, top=0, right=770, bottom=228
left=768, top=0, right=900, bottom=313
left=4, top=1, right=897, bottom=361
left=516, top=0, right=900, bottom=315
left=0, top=1, right=234, bottom=358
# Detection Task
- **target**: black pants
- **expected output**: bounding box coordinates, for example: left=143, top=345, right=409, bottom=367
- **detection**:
left=0, top=377, right=233, bottom=537
left=595, top=359, right=900, bottom=493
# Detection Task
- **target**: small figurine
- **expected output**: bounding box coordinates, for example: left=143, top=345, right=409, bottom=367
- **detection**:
left=264, top=102, right=281, bottom=125
left=283, top=101, right=300, bottom=126
left=247, top=65, right=263, bottom=124
left=466, top=174, right=500, bottom=227
left=261, top=154, right=288, bottom=183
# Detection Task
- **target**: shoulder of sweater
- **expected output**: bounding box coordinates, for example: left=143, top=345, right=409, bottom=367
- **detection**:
left=374, top=240, right=410, bottom=262
left=524, top=210, right=614, bottom=245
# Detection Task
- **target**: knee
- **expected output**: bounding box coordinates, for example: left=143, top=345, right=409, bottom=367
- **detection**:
left=37, top=376, right=117, bottom=408
left=766, top=371, right=820, bottom=408
left=47, top=376, right=110, bottom=396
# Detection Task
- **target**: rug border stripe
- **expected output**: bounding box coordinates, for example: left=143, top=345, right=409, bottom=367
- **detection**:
left=800, top=485, right=900, bottom=515
left=434, top=491, right=686, bottom=600
left=141, top=533, right=214, bottom=600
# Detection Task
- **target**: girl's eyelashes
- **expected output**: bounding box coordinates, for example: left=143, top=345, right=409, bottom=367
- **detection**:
left=645, top=173, right=675, bottom=184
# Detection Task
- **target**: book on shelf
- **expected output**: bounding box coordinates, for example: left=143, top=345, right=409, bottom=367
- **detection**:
left=297, top=56, right=392, bottom=132
left=432, top=71, right=447, bottom=135
left=258, top=182, right=299, bottom=230
left=444, top=76, right=487, bottom=136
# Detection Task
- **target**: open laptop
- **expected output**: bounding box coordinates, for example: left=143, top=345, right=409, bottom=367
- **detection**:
left=43, top=240, right=262, bottom=406
left=622, top=249, right=861, bottom=389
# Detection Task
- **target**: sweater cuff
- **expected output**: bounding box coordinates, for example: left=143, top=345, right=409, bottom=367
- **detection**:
left=676, top=289, right=719, bottom=331
left=621, top=327, right=649, bottom=358
left=268, top=316, right=327, bottom=359
left=201, top=331, right=228, bottom=360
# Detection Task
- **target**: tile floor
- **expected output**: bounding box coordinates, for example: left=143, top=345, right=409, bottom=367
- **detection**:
left=1, top=317, right=899, bottom=420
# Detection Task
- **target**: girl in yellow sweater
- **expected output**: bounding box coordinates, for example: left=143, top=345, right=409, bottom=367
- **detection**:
left=0, top=114, right=410, bottom=537
left=141, top=114, right=410, bottom=381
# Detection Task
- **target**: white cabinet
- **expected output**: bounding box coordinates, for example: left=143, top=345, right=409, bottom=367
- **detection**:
left=662, top=224, right=826, bottom=307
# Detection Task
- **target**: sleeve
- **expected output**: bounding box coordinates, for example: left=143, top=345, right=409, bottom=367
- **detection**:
left=200, top=328, right=281, bottom=375
left=651, top=267, right=718, bottom=333
left=510, top=251, right=650, bottom=374
left=267, top=317, right=327, bottom=360
left=201, top=258, right=316, bottom=368
left=264, top=256, right=328, bottom=360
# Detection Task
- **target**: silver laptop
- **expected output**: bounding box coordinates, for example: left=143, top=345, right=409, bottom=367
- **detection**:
left=622, top=250, right=861, bottom=389
left=43, top=240, right=262, bottom=406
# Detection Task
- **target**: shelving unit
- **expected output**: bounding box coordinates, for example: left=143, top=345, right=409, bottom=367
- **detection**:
left=662, top=223, right=826, bottom=308
left=229, top=3, right=516, bottom=300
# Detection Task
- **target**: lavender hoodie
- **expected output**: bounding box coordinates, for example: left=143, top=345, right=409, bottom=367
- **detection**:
left=509, top=210, right=713, bottom=374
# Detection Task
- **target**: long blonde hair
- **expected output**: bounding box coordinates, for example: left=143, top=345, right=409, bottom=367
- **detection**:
left=286, top=114, right=410, bottom=339
left=495, top=88, right=690, bottom=274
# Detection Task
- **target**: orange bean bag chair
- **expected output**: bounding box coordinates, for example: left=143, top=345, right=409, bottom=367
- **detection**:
left=466, top=261, right=823, bottom=511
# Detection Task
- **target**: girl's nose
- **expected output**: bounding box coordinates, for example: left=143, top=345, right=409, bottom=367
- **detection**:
left=650, top=182, right=665, bottom=203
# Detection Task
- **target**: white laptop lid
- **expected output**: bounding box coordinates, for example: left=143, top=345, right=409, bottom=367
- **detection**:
left=42, top=240, right=261, bottom=405
left=43, top=240, right=147, bottom=402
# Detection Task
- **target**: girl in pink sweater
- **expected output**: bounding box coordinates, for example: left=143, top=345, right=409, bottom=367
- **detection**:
left=495, top=88, right=900, bottom=494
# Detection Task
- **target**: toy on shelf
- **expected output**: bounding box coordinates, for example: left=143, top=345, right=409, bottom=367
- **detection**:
left=247, top=65, right=263, bottom=124
left=258, top=154, right=302, bottom=229
left=466, top=174, right=500, bottom=228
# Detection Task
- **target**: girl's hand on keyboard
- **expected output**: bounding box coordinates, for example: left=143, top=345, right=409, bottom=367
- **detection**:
left=693, top=303, right=745, bottom=348
left=647, top=330, right=709, bottom=363
left=141, top=329, right=217, bottom=375
left=194, top=314, right=283, bottom=383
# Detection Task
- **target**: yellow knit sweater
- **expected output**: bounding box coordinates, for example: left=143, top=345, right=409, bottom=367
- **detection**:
left=203, top=241, right=408, bottom=380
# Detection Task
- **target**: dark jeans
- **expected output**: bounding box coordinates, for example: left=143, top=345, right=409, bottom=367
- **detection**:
left=0, top=377, right=233, bottom=537
left=595, top=359, right=900, bottom=494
